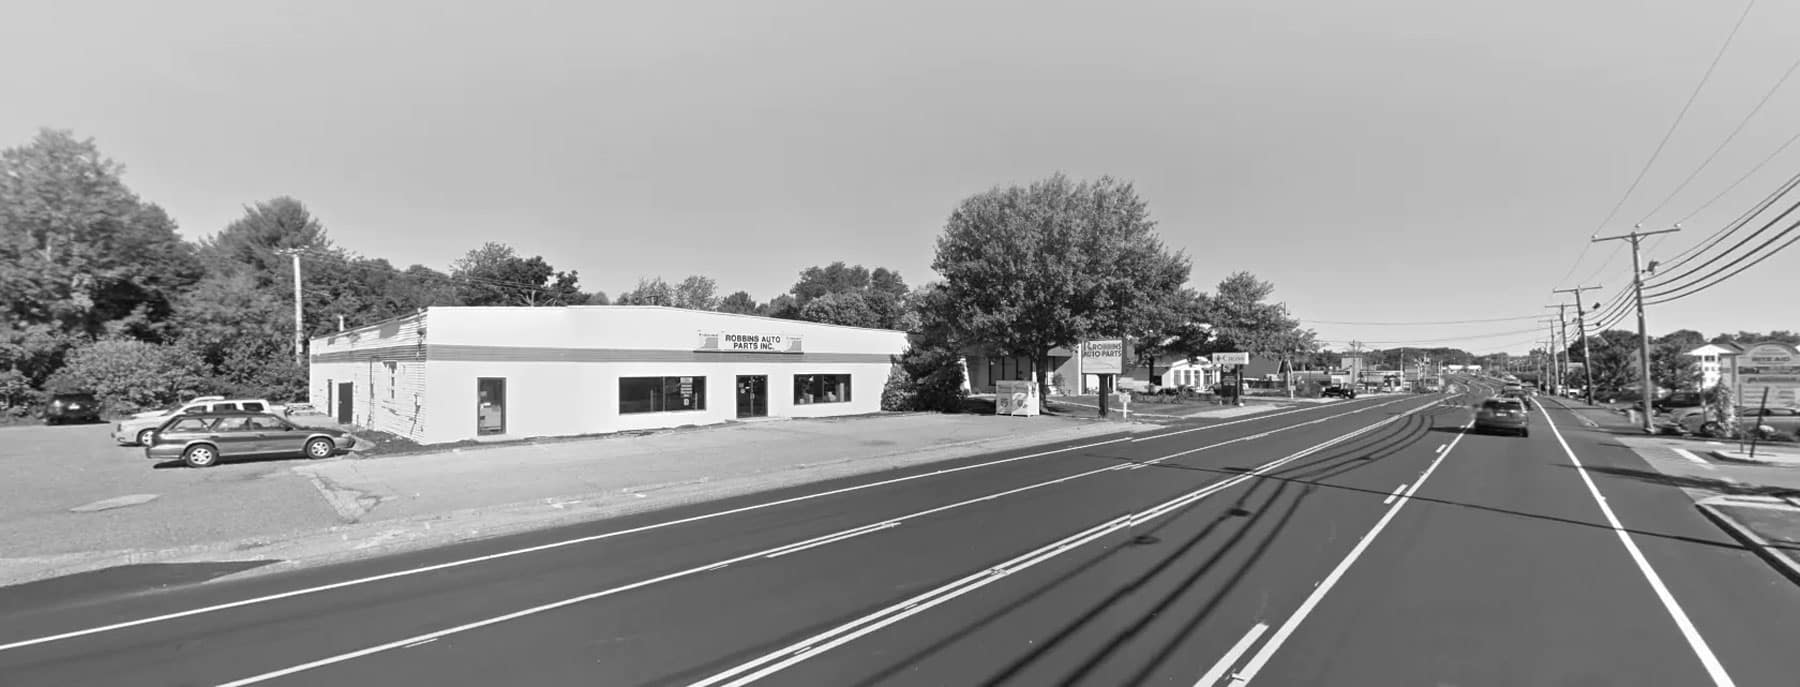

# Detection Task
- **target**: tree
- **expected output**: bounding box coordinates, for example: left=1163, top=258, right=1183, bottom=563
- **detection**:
left=884, top=282, right=968, bottom=412
left=784, top=262, right=913, bottom=329
left=1586, top=329, right=1641, bottom=396
left=717, top=291, right=759, bottom=315
left=0, top=128, right=202, bottom=349
left=200, top=197, right=332, bottom=288
left=1651, top=329, right=1706, bottom=391
left=790, top=262, right=872, bottom=307
left=762, top=293, right=800, bottom=319
left=585, top=291, right=611, bottom=305
left=615, top=277, right=675, bottom=306
left=933, top=173, right=1190, bottom=402
left=798, top=291, right=880, bottom=328
left=673, top=275, right=720, bottom=310
left=43, top=338, right=211, bottom=413
left=1203, top=272, right=1313, bottom=357
left=450, top=242, right=582, bottom=306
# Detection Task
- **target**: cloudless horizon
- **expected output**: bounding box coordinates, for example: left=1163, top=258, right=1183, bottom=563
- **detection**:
left=7, top=0, right=1798, bottom=356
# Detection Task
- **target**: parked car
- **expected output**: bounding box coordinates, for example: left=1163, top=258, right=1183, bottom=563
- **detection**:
left=44, top=392, right=102, bottom=425
left=1474, top=397, right=1531, bottom=437
left=112, top=397, right=282, bottom=446
left=1652, top=391, right=1706, bottom=415
left=144, top=411, right=357, bottom=468
left=1673, top=406, right=1800, bottom=439
left=1321, top=385, right=1357, bottom=399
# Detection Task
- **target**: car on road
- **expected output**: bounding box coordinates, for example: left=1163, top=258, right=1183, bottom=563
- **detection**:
left=112, top=397, right=281, bottom=446
left=1474, top=397, right=1530, bottom=437
left=1500, top=387, right=1535, bottom=410
left=43, top=392, right=102, bottom=425
left=144, top=410, right=357, bottom=468
left=1321, top=385, right=1357, bottom=399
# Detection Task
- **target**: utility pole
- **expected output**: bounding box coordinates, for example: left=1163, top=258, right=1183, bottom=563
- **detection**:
left=276, top=248, right=305, bottom=369
left=1543, top=305, right=1569, bottom=394
left=1554, top=285, right=1602, bottom=406
left=1593, top=225, right=1680, bottom=434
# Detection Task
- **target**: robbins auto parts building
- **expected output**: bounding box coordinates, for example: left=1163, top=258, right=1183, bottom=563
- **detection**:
left=308, top=306, right=908, bottom=445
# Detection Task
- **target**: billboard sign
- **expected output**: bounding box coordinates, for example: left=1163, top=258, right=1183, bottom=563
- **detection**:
left=1213, top=352, right=1251, bottom=366
left=1082, top=340, right=1124, bottom=375
left=1737, top=341, right=1800, bottom=409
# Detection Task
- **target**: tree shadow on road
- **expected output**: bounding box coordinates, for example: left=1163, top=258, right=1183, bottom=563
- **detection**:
left=1565, top=463, right=1800, bottom=500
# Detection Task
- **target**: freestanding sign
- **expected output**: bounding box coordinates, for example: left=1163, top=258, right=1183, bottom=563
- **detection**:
left=1082, top=340, right=1124, bottom=375
left=1213, top=352, right=1250, bottom=366
left=1737, top=341, right=1800, bottom=410
left=995, top=380, right=1041, bottom=417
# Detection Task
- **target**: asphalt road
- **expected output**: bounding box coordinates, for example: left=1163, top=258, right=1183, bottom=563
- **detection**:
left=4, top=381, right=1799, bottom=686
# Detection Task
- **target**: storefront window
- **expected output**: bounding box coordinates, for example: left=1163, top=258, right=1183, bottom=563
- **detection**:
left=794, top=374, right=852, bottom=404
left=620, top=376, right=707, bottom=414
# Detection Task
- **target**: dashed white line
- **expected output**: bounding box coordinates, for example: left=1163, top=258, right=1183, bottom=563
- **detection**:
left=402, top=638, right=437, bottom=649
left=1381, top=483, right=1407, bottom=505
left=1195, top=622, right=1269, bottom=686
left=1540, top=404, right=1737, bottom=686
left=1230, top=418, right=1473, bottom=685
left=1436, top=443, right=1447, bottom=453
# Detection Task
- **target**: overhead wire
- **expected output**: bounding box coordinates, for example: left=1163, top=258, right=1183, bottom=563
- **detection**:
left=1644, top=215, right=1800, bottom=304
left=1640, top=193, right=1800, bottom=293
left=1643, top=169, right=1800, bottom=279
left=1298, top=314, right=1545, bottom=326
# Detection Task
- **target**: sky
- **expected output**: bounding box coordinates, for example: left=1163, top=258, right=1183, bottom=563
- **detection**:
left=5, top=0, right=1799, bottom=356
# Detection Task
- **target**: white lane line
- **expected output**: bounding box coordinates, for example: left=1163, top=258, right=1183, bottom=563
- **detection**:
left=1131, top=396, right=1418, bottom=442
left=1670, top=448, right=1716, bottom=471
left=1229, top=418, right=1473, bottom=685
left=1540, top=405, right=1738, bottom=686
left=3, top=396, right=1418, bottom=653
left=1193, top=622, right=1269, bottom=686
left=214, top=397, right=1454, bottom=686
left=683, top=405, right=1443, bottom=687
left=1436, top=444, right=1446, bottom=453
left=1382, top=484, right=1407, bottom=505
left=764, top=522, right=900, bottom=559
left=402, top=638, right=436, bottom=649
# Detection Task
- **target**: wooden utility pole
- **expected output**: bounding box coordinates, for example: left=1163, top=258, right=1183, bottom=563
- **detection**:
left=1554, top=285, right=1602, bottom=405
left=1543, top=305, right=1570, bottom=394
left=276, top=248, right=305, bottom=369
left=1593, top=226, right=1680, bottom=433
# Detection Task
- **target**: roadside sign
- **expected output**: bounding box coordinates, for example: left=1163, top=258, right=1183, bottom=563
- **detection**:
left=1213, top=352, right=1250, bottom=366
left=1082, top=340, right=1124, bottom=375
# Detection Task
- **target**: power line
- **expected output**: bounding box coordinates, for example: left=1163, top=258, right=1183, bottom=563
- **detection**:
left=1299, top=314, right=1545, bottom=326
left=1582, top=0, right=1756, bottom=252
left=1643, top=169, right=1800, bottom=281
left=1643, top=215, right=1800, bottom=304
left=1638, top=38, right=1800, bottom=225
left=1641, top=193, right=1800, bottom=293
left=1313, top=326, right=1547, bottom=346
left=1677, top=127, right=1800, bottom=225
left=1562, top=0, right=1756, bottom=290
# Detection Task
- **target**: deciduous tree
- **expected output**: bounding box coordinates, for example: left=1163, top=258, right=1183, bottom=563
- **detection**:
left=451, top=242, right=582, bottom=306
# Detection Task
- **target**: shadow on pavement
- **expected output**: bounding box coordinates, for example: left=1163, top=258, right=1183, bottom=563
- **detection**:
left=0, top=560, right=281, bottom=616
left=1569, top=463, right=1800, bottom=500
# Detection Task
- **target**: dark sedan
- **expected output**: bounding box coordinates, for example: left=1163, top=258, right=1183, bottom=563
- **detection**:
left=145, top=411, right=357, bottom=468
left=1474, top=397, right=1531, bottom=437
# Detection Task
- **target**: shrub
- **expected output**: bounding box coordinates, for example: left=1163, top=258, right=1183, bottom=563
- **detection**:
left=881, top=344, right=968, bottom=413
left=43, top=338, right=211, bottom=414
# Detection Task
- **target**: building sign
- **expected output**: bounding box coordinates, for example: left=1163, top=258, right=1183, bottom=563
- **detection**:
left=1213, top=352, right=1251, bottom=366
left=697, top=332, right=803, bottom=354
left=1737, top=341, right=1800, bottom=409
left=1082, top=340, right=1124, bottom=375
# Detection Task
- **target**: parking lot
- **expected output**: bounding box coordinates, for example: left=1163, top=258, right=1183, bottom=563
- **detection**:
left=0, top=420, right=343, bottom=578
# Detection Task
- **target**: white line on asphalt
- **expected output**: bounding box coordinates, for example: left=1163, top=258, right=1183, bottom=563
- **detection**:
left=402, top=638, right=436, bottom=649
left=1670, top=448, right=1716, bottom=471
left=764, top=522, right=900, bottom=559
left=2, top=397, right=1420, bottom=654
left=210, top=398, right=1453, bottom=686
left=1194, top=622, right=1268, bottom=686
left=1436, top=444, right=1446, bottom=453
left=1539, top=405, right=1738, bottom=686
left=682, top=404, right=1443, bottom=687
left=1229, top=417, right=1474, bottom=685
left=1131, top=397, right=1415, bottom=442
left=1382, top=484, right=1407, bottom=505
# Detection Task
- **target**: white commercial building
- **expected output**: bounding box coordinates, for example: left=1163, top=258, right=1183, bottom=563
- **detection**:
left=307, top=306, right=909, bottom=445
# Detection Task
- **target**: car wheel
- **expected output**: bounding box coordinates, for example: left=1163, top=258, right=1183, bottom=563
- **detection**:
left=304, top=437, right=335, bottom=459
left=182, top=444, right=219, bottom=468
left=136, top=428, right=157, bottom=446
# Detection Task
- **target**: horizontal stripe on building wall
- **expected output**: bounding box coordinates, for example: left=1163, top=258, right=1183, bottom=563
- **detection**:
left=426, top=344, right=897, bottom=365
left=310, top=345, right=427, bottom=364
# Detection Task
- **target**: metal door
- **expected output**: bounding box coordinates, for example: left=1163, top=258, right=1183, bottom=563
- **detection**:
left=478, top=378, right=506, bottom=435
left=736, top=375, right=767, bottom=418
left=336, top=382, right=354, bottom=424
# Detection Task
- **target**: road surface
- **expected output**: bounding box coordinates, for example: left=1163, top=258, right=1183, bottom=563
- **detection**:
left=3, top=380, right=1798, bottom=686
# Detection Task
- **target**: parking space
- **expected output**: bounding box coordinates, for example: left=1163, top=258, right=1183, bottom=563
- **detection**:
left=0, top=421, right=341, bottom=580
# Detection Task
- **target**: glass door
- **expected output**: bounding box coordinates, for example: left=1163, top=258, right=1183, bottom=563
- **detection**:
left=477, top=377, right=506, bottom=435
left=736, top=375, right=767, bottom=418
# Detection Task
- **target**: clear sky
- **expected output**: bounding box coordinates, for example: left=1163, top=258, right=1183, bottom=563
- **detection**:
left=6, top=0, right=1798, bottom=355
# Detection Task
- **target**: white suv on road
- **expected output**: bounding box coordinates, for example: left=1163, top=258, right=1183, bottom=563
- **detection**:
left=112, top=398, right=284, bottom=446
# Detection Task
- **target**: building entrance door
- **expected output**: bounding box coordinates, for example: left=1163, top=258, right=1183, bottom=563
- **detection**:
left=736, top=375, right=768, bottom=418
left=336, top=382, right=353, bottom=424
left=477, top=377, right=506, bottom=435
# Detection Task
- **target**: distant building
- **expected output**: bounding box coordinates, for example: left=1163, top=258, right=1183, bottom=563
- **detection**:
left=1683, top=342, right=1743, bottom=389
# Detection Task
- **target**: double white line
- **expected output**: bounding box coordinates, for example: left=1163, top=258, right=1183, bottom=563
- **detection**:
left=686, top=402, right=1437, bottom=687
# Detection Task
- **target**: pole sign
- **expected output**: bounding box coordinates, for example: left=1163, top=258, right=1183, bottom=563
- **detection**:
left=1213, top=352, right=1250, bottom=366
left=1736, top=341, right=1800, bottom=410
left=1082, top=340, right=1124, bottom=375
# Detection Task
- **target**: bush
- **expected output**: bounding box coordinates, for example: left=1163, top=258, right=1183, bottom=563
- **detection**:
left=880, top=343, right=968, bottom=413
left=43, top=338, right=211, bottom=414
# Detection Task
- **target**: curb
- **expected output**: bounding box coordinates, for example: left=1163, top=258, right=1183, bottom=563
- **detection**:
left=1695, top=502, right=1800, bottom=586
left=1706, top=449, right=1800, bottom=466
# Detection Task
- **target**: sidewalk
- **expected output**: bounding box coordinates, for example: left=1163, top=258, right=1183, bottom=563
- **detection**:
left=0, top=413, right=1157, bottom=588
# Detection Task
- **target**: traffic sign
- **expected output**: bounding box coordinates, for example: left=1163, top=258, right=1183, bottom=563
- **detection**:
left=1213, top=352, right=1250, bottom=366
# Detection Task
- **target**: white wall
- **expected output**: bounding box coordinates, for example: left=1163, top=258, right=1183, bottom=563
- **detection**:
left=427, top=306, right=905, bottom=353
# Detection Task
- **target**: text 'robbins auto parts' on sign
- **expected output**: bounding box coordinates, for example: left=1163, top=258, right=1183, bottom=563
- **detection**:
left=698, top=332, right=803, bottom=354
left=1082, top=340, right=1124, bottom=374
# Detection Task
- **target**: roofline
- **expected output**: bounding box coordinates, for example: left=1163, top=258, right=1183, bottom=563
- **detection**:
left=310, top=310, right=427, bottom=345
left=434, top=305, right=909, bottom=334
